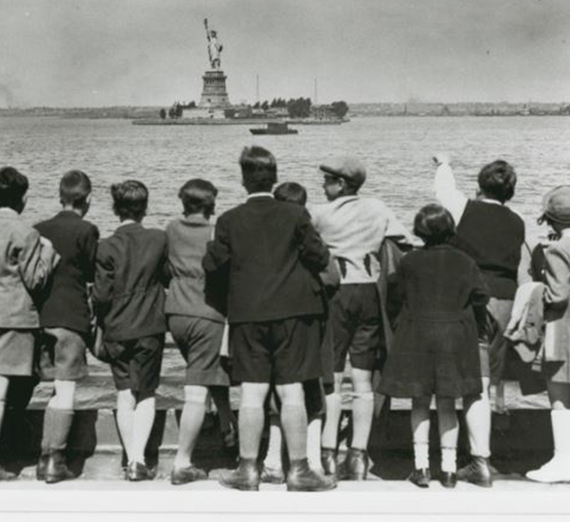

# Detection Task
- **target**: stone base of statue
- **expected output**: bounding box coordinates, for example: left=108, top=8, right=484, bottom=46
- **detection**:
left=199, top=70, right=231, bottom=108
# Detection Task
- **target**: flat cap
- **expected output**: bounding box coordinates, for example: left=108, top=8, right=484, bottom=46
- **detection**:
left=540, top=185, right=570, bottom=225
left=319, top=156, right=367, bottom=188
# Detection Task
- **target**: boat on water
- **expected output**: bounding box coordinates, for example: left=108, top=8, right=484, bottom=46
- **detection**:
left=249, top=122, right=298, bottom=135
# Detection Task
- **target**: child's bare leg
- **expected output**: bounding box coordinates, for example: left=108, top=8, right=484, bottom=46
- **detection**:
left=321, top=372, right=343, bottom=450
left=436, top=397, right=459, bottom=473
left=116, top=389, right=136, bottom=462
left=48, top=380, right=75, bottom=410
left=174, top=385, right=208, bottom=469
left=130, top=394, right=156, bottom=465
left=411, top=396, right=431, bottom=470
left=463, top=377, right=491, bottom=458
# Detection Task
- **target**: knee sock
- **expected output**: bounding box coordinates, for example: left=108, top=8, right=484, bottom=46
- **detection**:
left=321, top=392, right=341, bottom=450
left=307, top=417, right=324, bottom=471
left=280, top=403, right=308, bottom=461
left=238, top=406, right=265, bottom=460
left=351, top=391, right=374, bottom=450
left=131, top=397, right=156, bottom=464
left=264, top=414, right=283, bottom=470
left=174, top=400, right=206, bottom=468
left=441, top=447, right=457, bottom=473
left=464, top=393, right=491, bottom=458
left=414, top=442, right=429, bottom=470
left=46, top=408, right=74, bottom=452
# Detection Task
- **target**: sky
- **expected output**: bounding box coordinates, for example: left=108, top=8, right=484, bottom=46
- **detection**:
left=0, top=0, right=568, bottom=107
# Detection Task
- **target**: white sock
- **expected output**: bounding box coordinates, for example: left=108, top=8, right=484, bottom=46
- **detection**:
left=441, top=447, right=457, bottom=473
left=307, top=418, right=324, bottom=472
left=264, top=416, right=283, bottom=470
left=414, top=442, right=429, bottom=470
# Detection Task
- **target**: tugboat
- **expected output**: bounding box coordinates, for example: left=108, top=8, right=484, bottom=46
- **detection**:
left=250, top=122, right=298, bottom=135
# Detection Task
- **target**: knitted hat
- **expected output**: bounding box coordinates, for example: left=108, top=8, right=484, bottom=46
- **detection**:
left=319, top=156, right=367, bottom=189
left=539, top=186, right=570, bottom=225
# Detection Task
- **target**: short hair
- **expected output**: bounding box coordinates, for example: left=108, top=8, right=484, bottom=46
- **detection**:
left=0, top=166, right=29, bottom=209
left=478, top=160, right=517, bottom=203
left=111, top=180, right=148, bottom=221
left=273, top=182, right=307, bottom=206
left=239, top=146, right=277, bottom=193
left=178, top=178, right=218, bottom=217
left=413, top=204, right=456, bottom=246
left=60, top=170, right=92, bottom=208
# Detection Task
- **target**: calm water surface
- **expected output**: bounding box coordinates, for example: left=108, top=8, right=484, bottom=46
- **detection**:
left=1, top=115, right=569, bottom=242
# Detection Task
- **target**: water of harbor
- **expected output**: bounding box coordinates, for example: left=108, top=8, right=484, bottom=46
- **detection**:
left=1, top=115, right=569, bottom=242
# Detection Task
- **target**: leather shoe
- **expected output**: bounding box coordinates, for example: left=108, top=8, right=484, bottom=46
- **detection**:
left=171, top=465, right=207, bottom=485
left=321, top=448, right=338, bottom=477
left=260, top=465, right=285, bottom=484
left=127, top=461, right=153, bottom=482
left=339, top=448, right=369, bottom=481
left=440, top=471, right=457, bottom=488
left=287, top=458, right=336, bottom=492
left=36, top=454, right=49, bottom=481
left=219, top=458, right=260, bottom=491
left=408, top=468, right=430, bottom=488
left=0, top=466, right=16, bottom=481
left=45, top=451, right=75, bottom=484
left=457, top=456, right=492, bottom=488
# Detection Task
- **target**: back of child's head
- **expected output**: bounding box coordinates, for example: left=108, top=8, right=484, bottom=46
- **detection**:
left=273, top=182, right=307, bottom=206
left=111, top=180, right=148, bottom=221
left=60, top=170, right=92, bottom=209
left=478, top=160, right=516, bottom=203
left=239, top=146, right=277, bottom=193
left=413, top=203, right=456, bottom=246
left=178, top=178, right=218, bottom=217
left=0, top=166, right=29, bottom=211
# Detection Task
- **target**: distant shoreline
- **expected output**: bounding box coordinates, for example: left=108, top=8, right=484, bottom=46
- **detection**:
left=1, top=102, right=569, bottom=119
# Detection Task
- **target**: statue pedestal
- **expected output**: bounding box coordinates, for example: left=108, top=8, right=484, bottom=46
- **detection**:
left=199, top=70, right=231, bottom=108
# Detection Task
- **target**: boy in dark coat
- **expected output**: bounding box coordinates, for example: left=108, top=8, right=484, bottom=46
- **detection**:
left=203, top=146, right=335, bottom=492
left=0, top=167, right=59, bottom=480
left=93, top=180, right=168, bottom=481
left=35, top=170, right=99, bottom=483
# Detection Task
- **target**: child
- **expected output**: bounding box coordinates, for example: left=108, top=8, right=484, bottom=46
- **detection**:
left=261, top=182, right=338, bottom=481
left=165, top=179, right=235, bottom=485
left=379, top=204, right=488, bottom=488
left=0, top=166, right=59, bottom=480
left=92, top=180, right=168, bottom=481
left=527, top=186, right=570, bottom=483
left=34, top=170, right=99, bottom=483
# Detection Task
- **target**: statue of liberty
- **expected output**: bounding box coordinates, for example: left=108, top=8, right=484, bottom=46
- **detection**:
left=204, top=18, right=223, bottom=70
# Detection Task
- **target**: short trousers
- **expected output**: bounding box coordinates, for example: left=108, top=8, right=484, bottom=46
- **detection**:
left=0, top=329, right=37, bottom=377
left=168, top=315, right=230, bottom=387
left=107, top=334, right=165, bottom=400
left=231, top=316, right=322, bottom=385
left=39, top=327, right=88, bottom=381
left=331, top=284, right=383, bottom=373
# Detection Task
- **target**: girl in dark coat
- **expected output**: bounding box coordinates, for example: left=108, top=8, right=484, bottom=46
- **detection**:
left=380, top=204, right=488, bottom=488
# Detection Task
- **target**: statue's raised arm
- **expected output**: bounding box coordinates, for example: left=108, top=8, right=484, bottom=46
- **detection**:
left=204, top=18, right=223, bottom=70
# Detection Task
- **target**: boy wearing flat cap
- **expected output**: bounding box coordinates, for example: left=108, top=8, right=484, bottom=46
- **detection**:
left=527, top=186, right=570, bottom=483
left=433, top=154, right=529, bottom=487
left=203, top=146, right=335, bottom=492
left=311, top=156, right=413, bottom=480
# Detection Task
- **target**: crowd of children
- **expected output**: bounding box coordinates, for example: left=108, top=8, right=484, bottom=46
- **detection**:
left=0, top=147, right=568, bottom=491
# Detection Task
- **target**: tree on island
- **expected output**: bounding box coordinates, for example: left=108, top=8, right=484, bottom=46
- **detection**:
left=331, top=101, right=349, bottom=119
left=159, top=108, right=166, bottom=120
left=287, top=97, right=312, bottom=118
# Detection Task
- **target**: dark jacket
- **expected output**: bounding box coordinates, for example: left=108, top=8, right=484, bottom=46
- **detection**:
left=93, top=222, right=168, bottom=342
left=0, top=208, right=60, bottom=328
left=35, top=211, right=99, bottom=333
left=203, top=196, right=330, bottom=323
left=165, top=215, right=224, bottom=323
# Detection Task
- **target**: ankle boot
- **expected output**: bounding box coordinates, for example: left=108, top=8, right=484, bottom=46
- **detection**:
left=527, top=410, right=570, bottom=483
left=321, top=448, right=338, bottom=477
left=219, top=458, right=260, bottom=491
left=287, top=458, right=336, bottom=492
left=340, top=448, right=369, bottom=480
left=457, top=455, right=492, bottom=487
left=45, top=450, right=75, bottom=484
